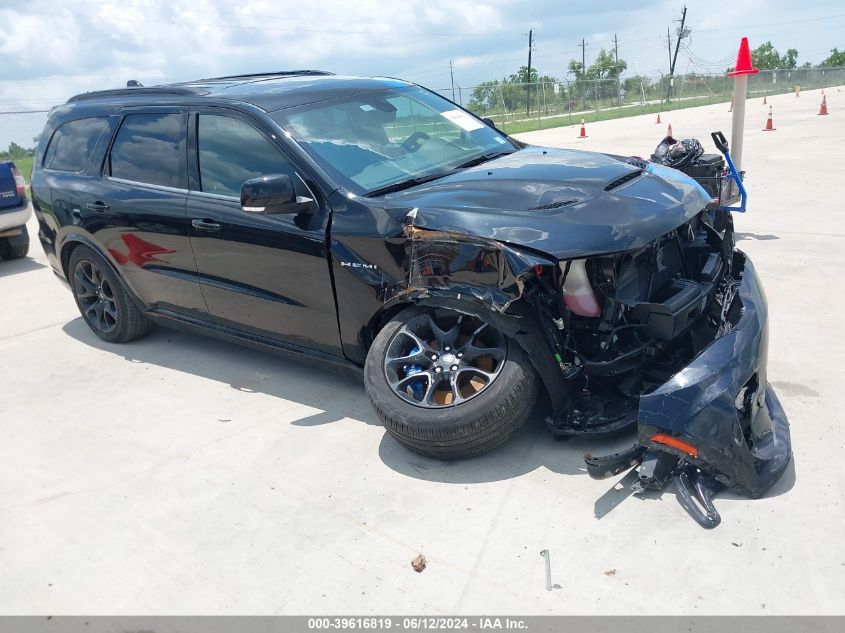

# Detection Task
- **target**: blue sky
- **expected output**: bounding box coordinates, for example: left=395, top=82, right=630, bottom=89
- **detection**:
left=0, top=0, right=843, bottom=109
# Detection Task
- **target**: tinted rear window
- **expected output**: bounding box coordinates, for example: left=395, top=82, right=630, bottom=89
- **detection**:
left=108, top=113, right=184, bottom=188
left=43, top=117, right=109, bottom=172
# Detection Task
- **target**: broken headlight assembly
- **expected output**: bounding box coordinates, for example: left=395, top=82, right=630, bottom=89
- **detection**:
left=536, top=211, right=791, bottom=528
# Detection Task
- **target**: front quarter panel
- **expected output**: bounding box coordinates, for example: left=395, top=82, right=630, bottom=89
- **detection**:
left=328, top=191, right=569, bottom=412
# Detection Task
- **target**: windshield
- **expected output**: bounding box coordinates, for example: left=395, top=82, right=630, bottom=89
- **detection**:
left=271, top=86, right=515, bottom=196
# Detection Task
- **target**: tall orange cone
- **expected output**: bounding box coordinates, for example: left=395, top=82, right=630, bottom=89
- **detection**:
left=763, top=105, right=775, bottom=131
left=578, top=118, right=587, bottom=138
left=667, top=123, right=673, bottom=137
left=656, top=112, right=661, bottom=124
left=819, top=94, right=829, bottom=115
left=795, top=85, right=800, bottom=97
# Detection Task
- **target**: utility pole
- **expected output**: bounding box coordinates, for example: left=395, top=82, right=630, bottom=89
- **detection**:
left=666, top=5, right=688, bottom=103
left=526, top=28, right=533, bottom=116
left=579, top=37, right=587, bottom=78
left=613, top=34, right=620, bottom=107
left=577, top=37, right=587, bottom=109
left=667, top=27, right=673, bottom=70
left=449, top=61, right=455, bottom=102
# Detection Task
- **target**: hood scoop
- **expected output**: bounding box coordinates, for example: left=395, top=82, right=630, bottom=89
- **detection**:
left=530, top=199, right=578, bottom=211
left=604, top=169, right=643, bottom=192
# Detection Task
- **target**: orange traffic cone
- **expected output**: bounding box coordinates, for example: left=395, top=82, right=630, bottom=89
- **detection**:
left=656, top=112, right=661, bottom=124
left=578, top=118, right=587, bottom=138
left=763, top=106, right=775, bottom=131
left=795, top=86, right=800, bottom=97
left=667, top=123, right=673, bottom=137
left=762, top=95, right=767, bottom=105
left=819, top=95, right=829, bottom=115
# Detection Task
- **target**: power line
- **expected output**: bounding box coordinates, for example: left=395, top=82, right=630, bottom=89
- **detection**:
left=695, top=12, right=845, bottom=32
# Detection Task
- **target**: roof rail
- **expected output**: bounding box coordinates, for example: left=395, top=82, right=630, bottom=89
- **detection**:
left=67, top=86, right=210, bottom=103
left=196, top=70, right=335, bottom=82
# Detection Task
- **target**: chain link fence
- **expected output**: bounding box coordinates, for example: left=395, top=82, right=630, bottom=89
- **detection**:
left=0, top=109, right=51, bottom=181
left=437, top=67, right=845, bottom=135
left=2, top=67, right=844, bottom=181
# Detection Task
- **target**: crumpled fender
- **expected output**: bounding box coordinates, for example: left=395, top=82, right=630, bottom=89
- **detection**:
left=371, top=220, right=569, bottom=414
left=379, top=224, right=553, bottom=313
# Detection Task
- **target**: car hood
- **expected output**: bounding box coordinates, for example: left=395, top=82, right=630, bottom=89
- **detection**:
left=383, top=146, right=712, bottom=259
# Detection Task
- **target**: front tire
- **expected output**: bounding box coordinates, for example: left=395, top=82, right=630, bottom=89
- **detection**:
left=68, top=245, right=152, bottom=343
left=365, top=306, right=539, bottom=459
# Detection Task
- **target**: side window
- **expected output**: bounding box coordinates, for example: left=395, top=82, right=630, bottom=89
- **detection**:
left=108, top=113, right=184, bottom=188
left=43, top=117, right=109, bottom=172
left=197, top=114, right=294, bottom=198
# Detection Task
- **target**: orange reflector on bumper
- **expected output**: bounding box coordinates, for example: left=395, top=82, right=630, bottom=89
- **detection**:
left=651, top=433, right=699, bottom=457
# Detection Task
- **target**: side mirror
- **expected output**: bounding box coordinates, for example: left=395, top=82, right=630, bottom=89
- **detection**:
left=241, top=174, right=313, bottom=215
left=482, top=117, right=496, bottom=128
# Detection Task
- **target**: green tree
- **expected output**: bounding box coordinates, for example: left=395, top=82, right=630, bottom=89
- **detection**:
left=567, top=59, right=585, bottom=80
left=4, top=142, right=28, bottom=158
left=509, top=65, right=538, bottom=84
left=751, top=41, right=781, bottom=69
left=468, top=80, right=501, bottom=113
left=820, top=48, right=845, bottom=67
left=782, top=48, right=798, bottom=69
left=749, top=41, right=800, bottom=70
left=468, top=67, right=562, bottom=115
left=585, top=48, right=627, bottom=80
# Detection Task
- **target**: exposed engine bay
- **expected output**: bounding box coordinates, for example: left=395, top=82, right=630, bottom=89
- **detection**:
left=511, top=158, right=788, bottom=529
left=539, top=209, right=740, bottom=438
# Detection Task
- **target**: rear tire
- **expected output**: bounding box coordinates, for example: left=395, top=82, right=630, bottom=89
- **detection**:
left=0, top=225, right=29, bottom=259
left=68, top=245, right=152, bottom=343
left=365, top=306, right=539, bottom=459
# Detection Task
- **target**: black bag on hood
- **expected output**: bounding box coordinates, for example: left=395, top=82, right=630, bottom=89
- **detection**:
left=651, top=136, right=705, bottom=169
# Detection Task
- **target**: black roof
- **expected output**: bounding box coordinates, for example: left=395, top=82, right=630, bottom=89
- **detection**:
left=67, top=70, right=414, bottom=111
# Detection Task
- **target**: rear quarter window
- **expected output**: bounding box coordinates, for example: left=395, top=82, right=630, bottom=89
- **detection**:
left=43, top=117, right=109, bottom=172
left=108, top=113, right=185, bottom=188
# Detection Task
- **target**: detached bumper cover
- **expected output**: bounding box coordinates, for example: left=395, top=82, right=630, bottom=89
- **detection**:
left=638, top=256, right=791, bottom=498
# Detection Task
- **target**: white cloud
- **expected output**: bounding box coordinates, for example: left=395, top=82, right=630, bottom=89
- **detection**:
left=0, top=0, right=843, bottom=110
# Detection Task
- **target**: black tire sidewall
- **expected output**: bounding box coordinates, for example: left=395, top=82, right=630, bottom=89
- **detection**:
left=365, top=306, right=538, bottom=450
left=68, top=245, right=141, bottom=343
left=0, top=225, right=29, bottom=259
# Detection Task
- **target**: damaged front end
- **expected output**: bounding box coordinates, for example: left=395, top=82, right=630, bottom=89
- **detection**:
left=545, top=213, right=791, bottom=527
left=360, top=143, right=790, bottom=527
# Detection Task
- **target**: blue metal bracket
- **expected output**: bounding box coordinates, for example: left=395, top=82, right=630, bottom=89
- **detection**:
left=711, top=131, right=747, bottom=213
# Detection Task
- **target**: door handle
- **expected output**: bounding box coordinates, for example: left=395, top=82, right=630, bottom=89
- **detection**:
left=191, top=218, right=221, bottom=231
left=85, top=201, right=110, bottom=212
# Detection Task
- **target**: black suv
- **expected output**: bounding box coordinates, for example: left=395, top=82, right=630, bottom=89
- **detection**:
left=32, top=71, right=789, bottom=510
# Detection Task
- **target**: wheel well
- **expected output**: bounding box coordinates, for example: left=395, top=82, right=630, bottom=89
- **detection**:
left=60, top=240, right=82, bottom=280
left=365, top=302, right=414, bottom=351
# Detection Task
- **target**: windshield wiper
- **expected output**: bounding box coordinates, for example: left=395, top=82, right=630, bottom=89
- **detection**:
left=453, top=149, right=515, bottom=170
left=365, top=172, right=451, bottom=197
left=364, top=149, right=516, bottom=197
